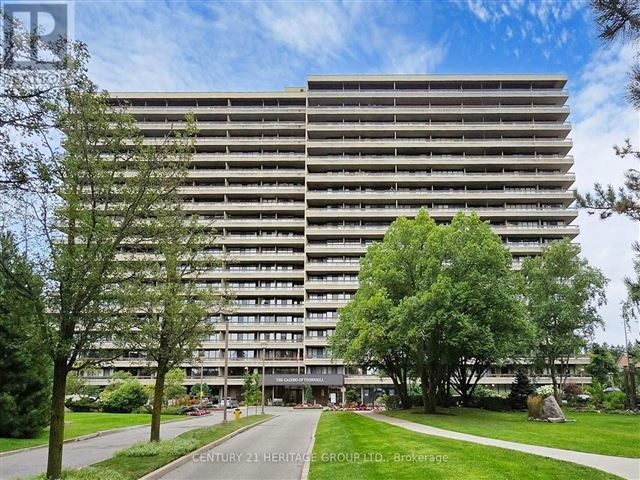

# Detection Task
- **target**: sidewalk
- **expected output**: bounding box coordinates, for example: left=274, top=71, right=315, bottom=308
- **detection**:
left=0, top=408, right=284, bottom=480
left=362, top=412, right=640, bottom=480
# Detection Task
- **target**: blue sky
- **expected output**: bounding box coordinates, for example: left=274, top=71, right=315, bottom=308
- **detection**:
left=71, top=0, right=639, bottom=346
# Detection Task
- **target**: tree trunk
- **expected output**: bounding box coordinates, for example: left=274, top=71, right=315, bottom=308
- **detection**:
left=420, top=366, right=437, bottom=414
left=390, top=376, right=411, bottom=409
left=46, top=359, right=69, bottom=480
left=151, top=368, right=166, bottom=442
left=549, top=364, right=560, bottom=400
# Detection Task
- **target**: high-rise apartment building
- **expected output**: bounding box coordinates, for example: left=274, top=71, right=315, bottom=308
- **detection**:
left=96, top=75, right=586, bottom=404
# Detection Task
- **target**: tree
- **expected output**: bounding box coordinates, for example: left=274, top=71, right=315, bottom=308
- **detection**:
left=124, top=208, right=230, bottom=441
left=304, top=384, right=313, bottom=405
left=65, top=372, right=86, bottom=397
left=522, top=240, right=608, bottom=399
left=577, top=0, right=640, bottom=221
left=242, top=372, right=261, bottom=415
left=331, top=211, right=439, bottom=408
left=586, top=343, right=620, bottom=387
left=507, top=370, right=535, bottom=410
left=431, top=214, right=530, bottom=407
left=163, top=368, right=187, bottom=404
left=0, top=16, right=89, bottom=193
left=334, top=210, right=529, bottom=413
left=402, top=213, right=528, bottom=412
left=346, top=388, right=360, bottom=404
left=190, top=382, right=210, bottom=399
left=0, top=233, right=51, bottom=438
left=0, top=57, right=196, bottom=479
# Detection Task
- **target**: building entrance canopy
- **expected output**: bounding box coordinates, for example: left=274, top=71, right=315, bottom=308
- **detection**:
left=261, top=374, right=344, bottom=386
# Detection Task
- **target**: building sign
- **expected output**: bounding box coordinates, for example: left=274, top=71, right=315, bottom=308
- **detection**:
left=261, top=374, right=344, bottom=386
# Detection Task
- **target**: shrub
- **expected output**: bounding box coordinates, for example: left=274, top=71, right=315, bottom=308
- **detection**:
left=65, top=398, right=102, bottom=412
left=115, top=438, right=198, bottom=458
left=161, top=406, right=184, bottom=415
left=527, top=395, right=544, bottom=419
left=376, top=394, right=401, bottom=410
left=101, top=381, right=148, bottom=413
left=345, top=388, right=360, bottom=404
left=476, top=396, right=511, bottom=411
left=563, top=383, right=582, bottom=398
left=586, top=380, right=605, bottom=406
left=473, top=386, right=501, bottom=399
left=603, top=391, right=626, bottom=411
left=28, top=466, right=128, bottom=480
left=535, top=385, right=554, bottom=397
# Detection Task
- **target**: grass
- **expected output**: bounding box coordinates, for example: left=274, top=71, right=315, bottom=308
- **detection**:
left=0, top=412, right=183, bottom=453
left=24, top=415, right=271, bottom=480
left=385, top=408, right=640, bottom=458
left=309, top=412, right=621, bottom=480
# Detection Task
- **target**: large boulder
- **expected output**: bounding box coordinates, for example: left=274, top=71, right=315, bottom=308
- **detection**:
left=542, top=395, right=565, bottom=422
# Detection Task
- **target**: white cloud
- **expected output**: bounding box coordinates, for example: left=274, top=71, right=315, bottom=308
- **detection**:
left=383, top=40, right=449, bottom=74
left=571, top=41, right=640, bottom=345
left=76, top=1, right=448, bottom=92
left=467, top=0, right=491, bottom=22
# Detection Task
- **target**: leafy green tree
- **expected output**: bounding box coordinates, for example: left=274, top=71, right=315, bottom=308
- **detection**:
left=124, top=207, right=230, bottom=441
left=190, top=382, right=210, bottom=399
left=346, top=388, right=360, bottom=404
left=163, top=368, right=187, bottom=403
left=522, top=240, right=608, bottom=399
left=0, top=233, right=51, bottom=438
left=586, top=344, right=620, bottom=387
left=304, top=384, right=313, bottom=404
left=394, top=212, right=526, bottom=411
left=428, top=213, right=530, bottom=406
left=0, top=65, right=196, bottom=479
left=334, top=210, right=528, bottom=412
left=242, top=372, right=261, bottom=414
left=332, top=211, right=438, bottom=408
left=507, top=370, right=535, bottom=410
left=65, top=372, right=85, bottom=397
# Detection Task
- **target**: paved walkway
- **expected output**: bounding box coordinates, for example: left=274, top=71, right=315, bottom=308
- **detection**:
left=0, top=408, right=285, bottom=480
left=160, top=409, right=321, bottom=480
left=362, top=412, right=640, bottom=480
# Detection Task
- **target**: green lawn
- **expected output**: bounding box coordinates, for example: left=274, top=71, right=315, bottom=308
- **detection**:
left=0, top=412, right=182, bottom=453
left=25, top=415, right=272, bottom=480
left=385, top=408, right=640, bottom=458
left=309, top=412, right=621, bottom=480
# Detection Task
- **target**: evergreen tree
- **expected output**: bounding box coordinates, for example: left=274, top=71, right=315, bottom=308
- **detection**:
left=507, top=370, right=535, bottom=410
left=586, top=343, right=620, bottom=387
left=0, top=233, right=51, bottom=438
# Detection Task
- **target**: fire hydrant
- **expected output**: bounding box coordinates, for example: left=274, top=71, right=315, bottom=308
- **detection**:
left=234, top=408, right=241, bottom=422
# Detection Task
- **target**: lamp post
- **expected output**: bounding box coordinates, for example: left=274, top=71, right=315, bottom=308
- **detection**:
left=244, top=366, right=249, bottom=417
left=222, top=316, right=229, bottom=423
left=261, top=341, right=267, bottom=415
left=199, top=352, right=205, bottom=406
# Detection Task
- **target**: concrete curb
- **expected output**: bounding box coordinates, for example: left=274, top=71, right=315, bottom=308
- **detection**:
left=0, top=415, right=195, bottom=458
left=300, top=412, right=320, bottom=480
left=138, top=415, right=275, bottom=480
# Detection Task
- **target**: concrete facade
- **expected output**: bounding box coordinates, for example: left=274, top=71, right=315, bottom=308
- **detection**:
left=88, top=75, right=586, bottom=402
